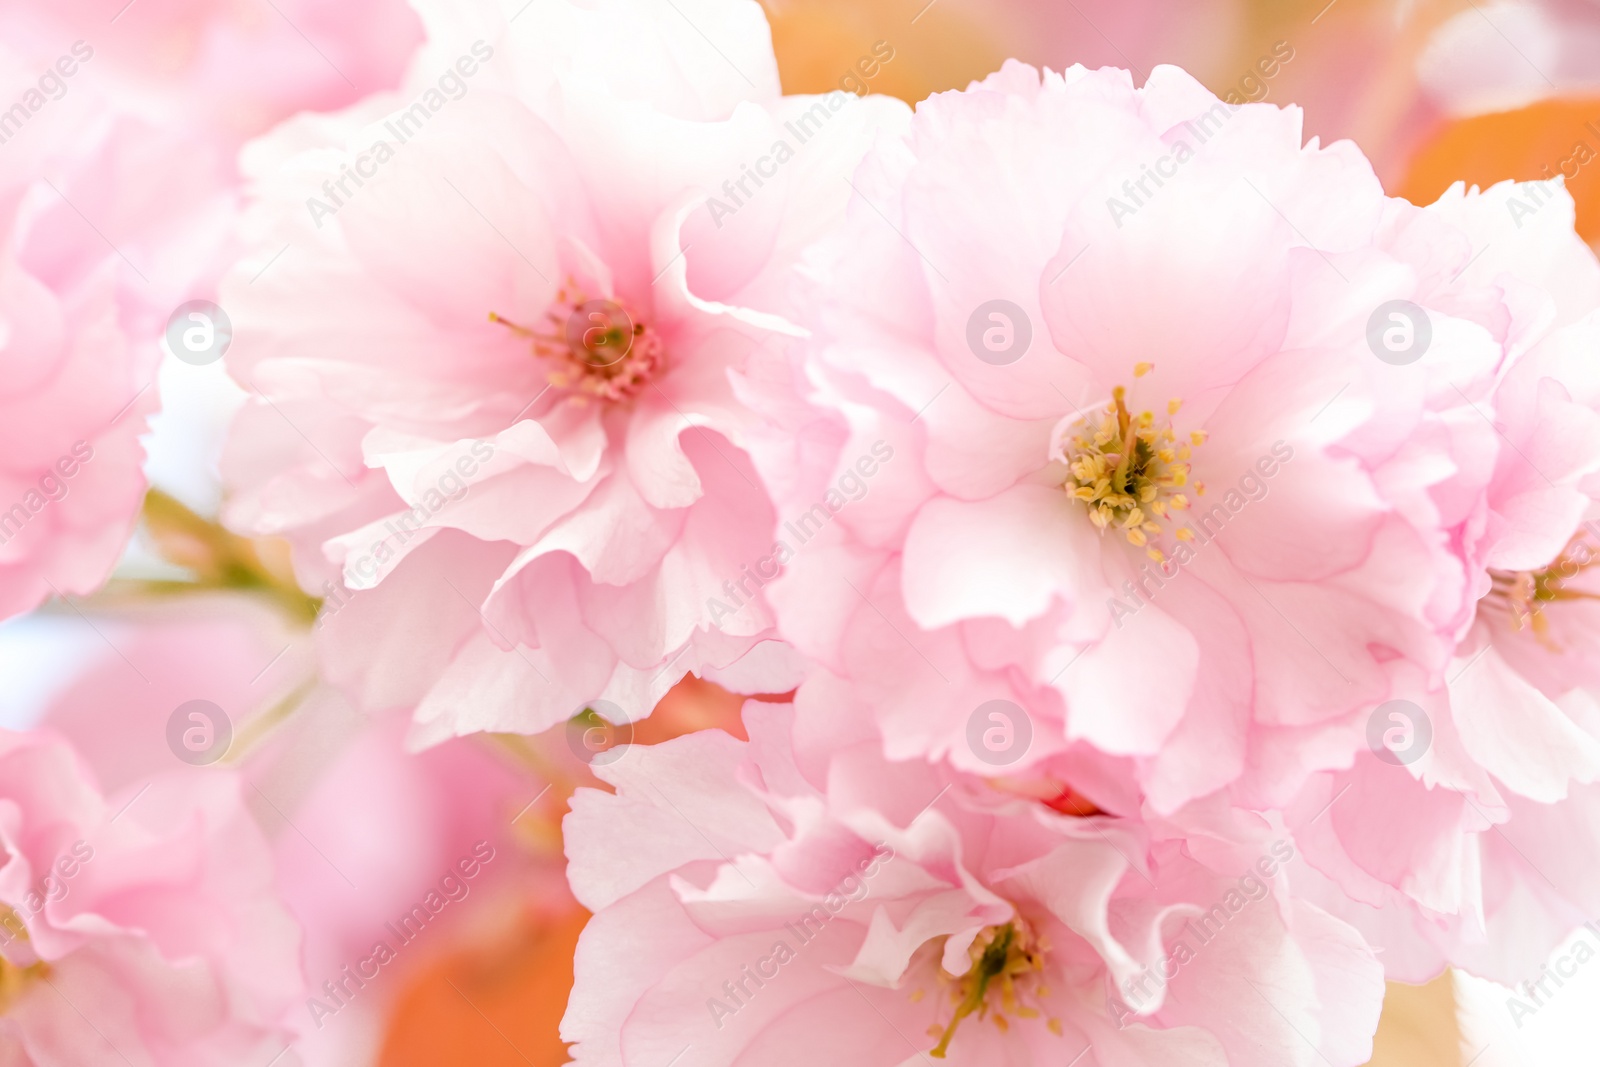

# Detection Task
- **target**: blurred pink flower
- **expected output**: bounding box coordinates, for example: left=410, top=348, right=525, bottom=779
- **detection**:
left=0, top=178, right=155, bottom=622
left=562, top=699, right=1384, bottom=1066
left=36, top=594, right=316, bottom=794
left=263, top=707, right=568, bottom=1065
left=0, top=727, right=302, bottom=1066
left=219, top=0, right=905, bottom=746
left=0, top=0, right=422, bottom=320
left=0, top=0, right=423, bottom=622
left=0, top=0, right=421, bottom=132
left=35, top=591, right=569, bottom=1065
left=1418, top=0, right=1600, bottom=119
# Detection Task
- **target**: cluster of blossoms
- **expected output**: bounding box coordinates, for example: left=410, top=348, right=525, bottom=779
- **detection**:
left=3, top=0, right=1600, bottom=1063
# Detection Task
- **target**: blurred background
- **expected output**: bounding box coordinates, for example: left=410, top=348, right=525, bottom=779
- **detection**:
left=5, top=1, right=1600, bottom=1063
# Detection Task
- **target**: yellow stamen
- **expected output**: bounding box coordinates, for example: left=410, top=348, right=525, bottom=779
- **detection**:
left=1488, top=534, right=1600, bottom=650
left=928, top=922, right=1051, bottom=1058
left=0, top=910, right=48, bottom=1012
left=1058, top=377, right=1206, bottom=560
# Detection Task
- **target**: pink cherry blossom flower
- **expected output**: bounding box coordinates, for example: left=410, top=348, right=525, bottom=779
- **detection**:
left=0, top=0, right=422, bottom=327
left=30, top=588, right=578, bottom=1066
left=1285, top=177, right=1600, bottom=987
left=219, top=0, right=906, bottom=745
left=0, top=42, right=156, bottom=623
left=754, top=60, right=1489, bottom=815
left=0, top=727, right=302, bottom=1066
left=0, top=178, right=155, bottom=622
left=562, top=698, right=1385, bottom=1066
left=0, top=0, right=421, bottom=621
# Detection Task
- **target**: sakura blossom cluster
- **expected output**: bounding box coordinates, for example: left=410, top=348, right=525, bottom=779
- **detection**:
left=5, top=0, right=1600, bottom=1063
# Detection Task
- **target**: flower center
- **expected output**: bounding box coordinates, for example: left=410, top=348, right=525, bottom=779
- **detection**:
left=490, top=281, right=665, bottom=404
left=1486, top=533, right=1600, bottom=647
left=988, top=775, right=1104, bottom=816
left=923, top=919, right=1060, bottom=1057
left=1055, top=369, right=1204, bottom=563
left=0, top=910, right=47, bottom=1012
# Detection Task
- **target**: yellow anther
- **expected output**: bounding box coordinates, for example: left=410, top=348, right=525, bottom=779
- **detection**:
left=1058, top=373, right=1206, bottom=564
left=927, top=921, right=1050, bottom=1058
